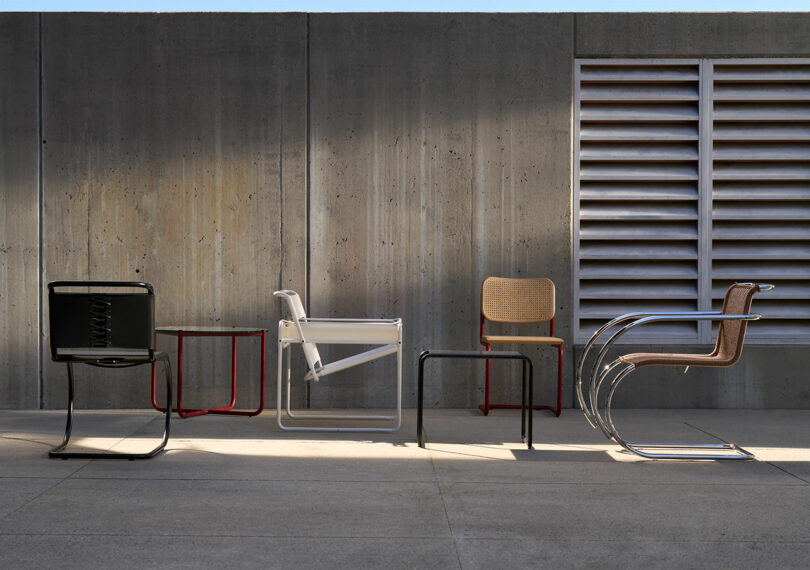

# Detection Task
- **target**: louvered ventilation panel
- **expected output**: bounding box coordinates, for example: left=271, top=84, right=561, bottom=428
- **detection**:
left=575, top=61, right=701, bottom=343
left=711, top=60, right=810, bottom=341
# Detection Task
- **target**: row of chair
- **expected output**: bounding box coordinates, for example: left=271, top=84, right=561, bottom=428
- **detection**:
left=47, top=278, right=564, bottom=458
left=46, top=280, right=771, bottom=461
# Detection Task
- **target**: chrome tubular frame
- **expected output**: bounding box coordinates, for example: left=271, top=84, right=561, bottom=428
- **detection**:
left=576, top=295, right=772, bottom=460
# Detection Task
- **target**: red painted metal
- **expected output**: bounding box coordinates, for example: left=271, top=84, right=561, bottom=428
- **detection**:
left=479, top=316, right=562, bottom=417
left=151, top=327, right=266, bottom=418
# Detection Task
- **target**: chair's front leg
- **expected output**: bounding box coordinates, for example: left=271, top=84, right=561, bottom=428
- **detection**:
left=417, top=352, right=427, bottom=448
left=49, top=362, right=76, bottom=457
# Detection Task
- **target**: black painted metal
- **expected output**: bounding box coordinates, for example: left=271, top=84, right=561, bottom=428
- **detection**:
left=417, top=350, right=533, bottom=449
left=47, top=281, right=171, bottom=460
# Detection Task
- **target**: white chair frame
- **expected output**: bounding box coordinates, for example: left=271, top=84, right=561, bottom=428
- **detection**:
left=274, top=290, right=402, bottom=432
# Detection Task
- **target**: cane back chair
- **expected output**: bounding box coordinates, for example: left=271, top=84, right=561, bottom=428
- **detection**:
left=479, top=276, right=564, bottom=416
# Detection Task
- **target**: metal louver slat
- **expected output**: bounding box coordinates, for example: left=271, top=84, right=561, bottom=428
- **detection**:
left=575, top=58, right=810, bottom=345
left=575, top=60, right=701, bottom=344
left=711, top=59, right=810, bottom=341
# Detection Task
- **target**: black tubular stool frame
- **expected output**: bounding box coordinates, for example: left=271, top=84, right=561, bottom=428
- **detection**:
left=48, top=281, right=172, bottom=460
left=417, top=350, right=534, bottom=449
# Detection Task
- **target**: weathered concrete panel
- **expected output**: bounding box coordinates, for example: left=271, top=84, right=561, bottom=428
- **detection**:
left=41, top=14, right=307, bottom=408
left=309, top=14, right=574, bottom=409
left=576, top=12, right=810, bottom=57
left=0, top=14, right=40, bottom=409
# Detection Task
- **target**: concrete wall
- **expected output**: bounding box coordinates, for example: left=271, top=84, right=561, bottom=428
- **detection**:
left=1, top=12, right=809, bottom=410
left=38, top=13, right=307, bottom=409
left=308, top=14, right=573, bottom=409
left=1, top=14, right=40, bottom=409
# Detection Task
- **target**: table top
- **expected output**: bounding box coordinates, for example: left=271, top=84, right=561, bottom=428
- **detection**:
left=155, top=325, right=266, bottom=335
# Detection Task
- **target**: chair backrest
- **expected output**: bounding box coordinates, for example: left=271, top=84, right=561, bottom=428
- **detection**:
left=48, top=281, right=155, bottom=361
left=712, top=282, right=761, bottom=365
left=481, top=277, right=556, bottom=324
left=273, top=290, right=323, bottom=372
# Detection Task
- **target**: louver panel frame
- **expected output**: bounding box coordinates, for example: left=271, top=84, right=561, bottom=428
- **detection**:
left=574, top=58, right=810, bottom=345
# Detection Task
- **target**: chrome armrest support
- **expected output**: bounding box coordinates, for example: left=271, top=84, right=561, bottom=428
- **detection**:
left=576, top=311, right=722, bottom=427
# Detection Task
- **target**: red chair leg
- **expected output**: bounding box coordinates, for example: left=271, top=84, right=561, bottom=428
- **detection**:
left=479, top=347, right=492, bottom=416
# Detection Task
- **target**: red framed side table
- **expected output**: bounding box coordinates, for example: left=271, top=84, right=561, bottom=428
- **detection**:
left=150, top=325, right=266, bottom=418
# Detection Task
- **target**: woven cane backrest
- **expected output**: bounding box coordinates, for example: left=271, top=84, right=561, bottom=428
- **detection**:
left=713, top=283, right=759, bottom=365
left=48, top=281, right=155, bottom=361
left=481, top=277, right=555, bottom=324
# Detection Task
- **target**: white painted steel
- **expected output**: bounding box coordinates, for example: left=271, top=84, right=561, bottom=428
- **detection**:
left=274, top=289, right=402, bottom=432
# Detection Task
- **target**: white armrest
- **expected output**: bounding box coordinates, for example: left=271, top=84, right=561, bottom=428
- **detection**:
left=279, top=319, right=402, bottom=343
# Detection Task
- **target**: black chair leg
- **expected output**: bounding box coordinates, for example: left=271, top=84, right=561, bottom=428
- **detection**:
left=49, top=357, right=172, bottom=460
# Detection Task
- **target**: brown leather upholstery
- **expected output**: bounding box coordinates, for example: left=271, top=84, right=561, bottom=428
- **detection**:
left=619, top=283, right=760, bottom=369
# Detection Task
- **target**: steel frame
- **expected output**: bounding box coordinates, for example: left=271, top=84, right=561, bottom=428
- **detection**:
left=575, top=284, right=773, bottom=460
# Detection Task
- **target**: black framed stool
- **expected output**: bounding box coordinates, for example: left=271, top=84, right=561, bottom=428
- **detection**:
left=417, top=350, right=534, bottom=449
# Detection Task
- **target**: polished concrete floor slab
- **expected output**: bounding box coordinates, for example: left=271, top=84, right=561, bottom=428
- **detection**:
left=1, top=408, right=809, bottom=569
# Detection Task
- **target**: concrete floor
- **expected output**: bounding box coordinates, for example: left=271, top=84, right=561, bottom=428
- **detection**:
left=1, top=408, right=809, bottom=569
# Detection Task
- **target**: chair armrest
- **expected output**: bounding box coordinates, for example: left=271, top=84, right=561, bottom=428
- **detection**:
left=575, top=311, right=722, bottom=419
left=279, top=319, right=402, bottom=344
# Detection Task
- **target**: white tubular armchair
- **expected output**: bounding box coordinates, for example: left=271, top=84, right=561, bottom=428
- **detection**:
left=274, top=289, right=403, bottom=432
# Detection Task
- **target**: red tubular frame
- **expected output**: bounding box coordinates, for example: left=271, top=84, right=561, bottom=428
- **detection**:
left=151, top=328, right=266, bottom=418
left=478, top=314, right=562, bottom=417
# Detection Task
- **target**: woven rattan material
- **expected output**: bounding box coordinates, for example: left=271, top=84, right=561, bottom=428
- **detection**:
left=483, top=334, right=564, bottom=346
left=620, top=283, right=760, bottom=369
left=481, top=277, right=555, bottom=323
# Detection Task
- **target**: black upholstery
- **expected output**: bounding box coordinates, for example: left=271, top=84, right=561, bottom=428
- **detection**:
left=47, top=281, right=171, bottom=460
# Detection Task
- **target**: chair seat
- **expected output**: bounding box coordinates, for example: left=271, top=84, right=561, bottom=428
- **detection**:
left=482, top=335, right=563, bottom=346
left=619, top=352, right=733, bottom=368
left=304, top=343, right=399, bottom=381
left=56, top=347, right=154, bottom=360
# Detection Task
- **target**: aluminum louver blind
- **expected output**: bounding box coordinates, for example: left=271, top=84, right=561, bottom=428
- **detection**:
left=710, top=59, right=810, bottom=341
left=574, top=60, right=702, bottom=343
left=575, top=58, right=810, bottom=345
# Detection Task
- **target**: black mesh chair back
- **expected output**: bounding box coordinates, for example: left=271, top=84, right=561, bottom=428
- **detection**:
left=49, top=282, right=155, bottom=362
left=47, top=281, right=171, bottom=460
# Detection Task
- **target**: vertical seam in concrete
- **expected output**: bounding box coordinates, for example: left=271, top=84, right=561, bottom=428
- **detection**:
left=305, top=13, right=311, bottom=314
left=572, top=13, right=577, bottom=58
left=305, top=13, right=312, bottom=409
left=278, top=106, right=284, bottom=292
left=37, top=13, right=45, bottom=409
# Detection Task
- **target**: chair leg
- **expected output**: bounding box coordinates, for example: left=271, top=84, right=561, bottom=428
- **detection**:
left=480, top=346, right=561, bottom=416
left=277, top=343, right=401, bottom=433
left=478, top=354, right=492, bottom=416
left=601, top=364, right=752, bottom=460
left=49, top=357, right=172, bottom=460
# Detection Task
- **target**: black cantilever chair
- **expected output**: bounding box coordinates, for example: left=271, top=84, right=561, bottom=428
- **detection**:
left=48, top=281, right=172, bottom=459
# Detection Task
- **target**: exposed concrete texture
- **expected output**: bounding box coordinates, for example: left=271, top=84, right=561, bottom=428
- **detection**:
left=308, top=14, right=574, bottom=410
left=576, top=12, right=810, bottom=57
left=40, top=14, right=307, bottom=408
left=0, top=14, right=40, bottom=409
left=1, top=12, right=810, bottom=410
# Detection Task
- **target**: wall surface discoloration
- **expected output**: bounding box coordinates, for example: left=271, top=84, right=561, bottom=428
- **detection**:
left=0, top=14, right=40, bottom=409
left=40, top=14, right=307, bottom=408
left=308, top=14, right=574, bottom=409
left=1, top=12, right=809, bottom=410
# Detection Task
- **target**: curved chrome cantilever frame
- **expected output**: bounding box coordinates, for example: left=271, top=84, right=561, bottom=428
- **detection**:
left=575, top=289, right=772, bottom=459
